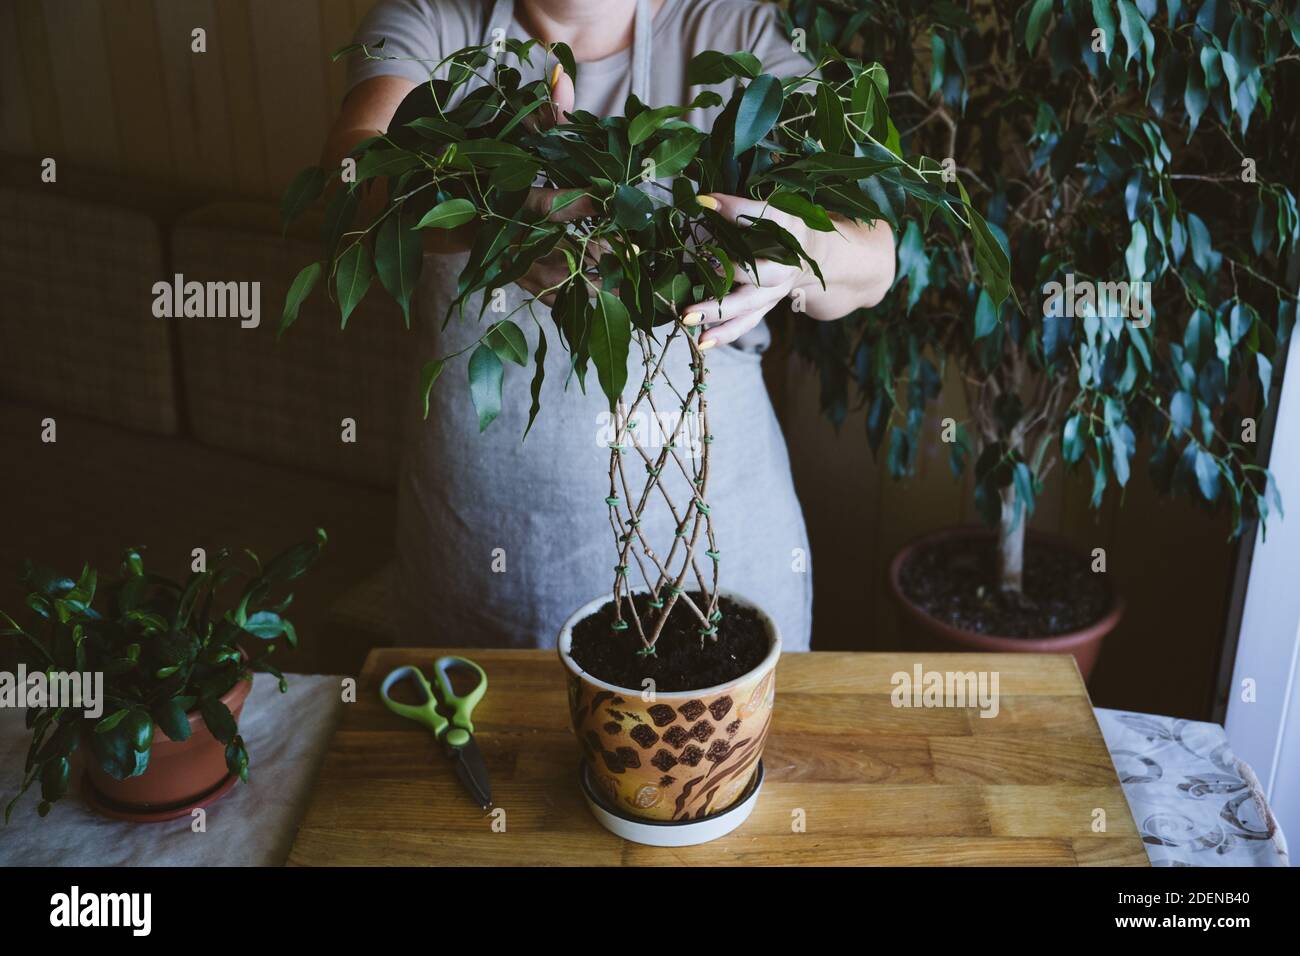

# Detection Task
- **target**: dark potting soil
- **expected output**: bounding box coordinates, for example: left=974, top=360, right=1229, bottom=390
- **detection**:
left=898, top=536, right=1112, bottom=637
left=569, top=593, right=768, bottom=692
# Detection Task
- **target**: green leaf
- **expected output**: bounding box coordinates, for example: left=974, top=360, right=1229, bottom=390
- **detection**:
left=612, top=184, right=654, bottom=231
left=281, top=166, right=326, bottom=229
left=199, top=698, right=238, bottom=746
left=335, top=242, right=372, bottom=330
left=973, top=289, right=998, bottom=338
left=967, top=205, right=1013, bottom=307
left=374, top=208, right=423, bottom=327
left=766, top=191, right=835, bottom=232
left=94, top=709, right=129, bottom=734
left=1026, top=0, right=1054, bottom=53
left=243, top=610, right=285, bottom=639
left=419, top=358, right=446, bottom=420
left=1091, top=0, right=1118, bottom=57
left=647, top=131, right=704, bottom=179
left=685, top=50, right=761, bottom=85
left=814, top=82, right=846, bottom=154
left=225, top=736, right=250, bottom=783
left=1118, top=0, right=1155, bottom=74
left=153, top=699, right=193, bottom=743
left=40, top=757, right=70, bottom=804
left=468, top=343, right=504, bottom=431
left=628, top=104, right=687, bottom=145
left=590, top=291, right=631, bottom=412
left=896, top=221, right=931, bottom=310
left=486, top=320, right=529, bottom=366
left=415, top=198, right=477, bottom=230
left=525, top=326, right=547, bottom=439
left=734, top=74, right=782, bottom=157
left=278, top=261, right=321, bottom=341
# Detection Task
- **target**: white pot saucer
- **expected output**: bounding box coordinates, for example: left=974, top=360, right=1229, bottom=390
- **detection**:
left=579, top=758, right=764, bottom=847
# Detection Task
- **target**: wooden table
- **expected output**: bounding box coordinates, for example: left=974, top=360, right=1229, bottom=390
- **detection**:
left=288, top=649, right=1148, bottom=866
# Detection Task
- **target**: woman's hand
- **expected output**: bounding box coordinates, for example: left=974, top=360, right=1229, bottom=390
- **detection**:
left=685, top=193, right=897, bottom=349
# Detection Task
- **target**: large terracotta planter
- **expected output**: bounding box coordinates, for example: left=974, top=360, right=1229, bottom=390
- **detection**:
left=558, top=591, right=781, bottom=822
left=888, top=527, right=1124, bottom=681
left=84, top=674, right=253, bottom=809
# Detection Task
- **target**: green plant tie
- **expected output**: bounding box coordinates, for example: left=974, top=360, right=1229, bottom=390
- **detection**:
left=695, top=382, right=709, bottom=393
left=699, top=625, right=718, bottom=638
left=706, top=549, right=721, bottom=561
left=608, top=443, right=626, bottom=452
left=641, top=382, right=654, bottom=391
left=636, top=644, right=657, bottom=657
left=668, top=585, right=683, bottom=595
left=605, top=495, right=621, bottom=506
left=646, top=465, right=661, bottom=477
left=711, top=609, right=723, bottom=623
left=702, top=434, right=714, bottom=444
left=628, top=421, right=638, bottom=430
left=695, top=501, right=711, bottom=515
left=615, top=564, right=628, bottom=577
left=611, top=619, right=629, bottom=632
left=628, top=518, right=640, bottom=528
left=648, top=598, right=665, bottom=609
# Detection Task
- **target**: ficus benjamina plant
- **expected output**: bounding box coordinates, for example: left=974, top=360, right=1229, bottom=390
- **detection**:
left=780, top=0, right=1300, bottom=596
left=2, top=529, right=327, bottom=820
left=277, top=38, right=1008, bottom=651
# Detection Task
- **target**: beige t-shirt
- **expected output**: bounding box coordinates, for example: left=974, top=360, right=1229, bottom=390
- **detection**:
left=347, top=0, right=816, bottom=651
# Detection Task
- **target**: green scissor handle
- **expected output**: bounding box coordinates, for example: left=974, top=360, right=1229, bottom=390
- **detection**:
left=431, top=656, right=488, bottom=747
left=379, top=666, right=449, bottom=738
left=378, top=657, right=488, bottom=749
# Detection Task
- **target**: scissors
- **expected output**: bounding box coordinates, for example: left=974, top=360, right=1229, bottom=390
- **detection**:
left=379, top=656, right=492, bottom=809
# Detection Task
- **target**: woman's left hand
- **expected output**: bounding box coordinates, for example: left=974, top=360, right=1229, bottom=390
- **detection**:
left=684, top=192, right=896, bottom=349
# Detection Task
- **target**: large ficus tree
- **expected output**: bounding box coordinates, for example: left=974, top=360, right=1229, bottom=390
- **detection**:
left=783, top=0, right=1300, bottom=593
left=279, top=38, right=1007, bottom=650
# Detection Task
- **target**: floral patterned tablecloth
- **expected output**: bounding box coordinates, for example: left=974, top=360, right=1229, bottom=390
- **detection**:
left=1096, top=708, right=1290, bottom=867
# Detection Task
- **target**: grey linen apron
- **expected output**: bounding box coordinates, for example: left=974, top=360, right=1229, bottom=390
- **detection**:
left=392, top=0, right=814, bottom=649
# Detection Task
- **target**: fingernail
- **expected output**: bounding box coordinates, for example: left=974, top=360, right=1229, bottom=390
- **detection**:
left=550, top=64, right=563, bottom=90
left=700, top=338, right=717, bottom=350
left=681, top=311, right=703, bottom=327
left=696, top=195, right=719, bottom=210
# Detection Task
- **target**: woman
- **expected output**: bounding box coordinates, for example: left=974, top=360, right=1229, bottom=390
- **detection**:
left=325, top=0, right=895, bottom=650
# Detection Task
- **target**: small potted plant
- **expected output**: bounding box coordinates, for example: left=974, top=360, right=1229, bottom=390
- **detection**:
left=280, top=40, right=1004, bottom=839
left=2, top=529, right=327, bottom=821
left=783, top=0, right=1299, bottom=678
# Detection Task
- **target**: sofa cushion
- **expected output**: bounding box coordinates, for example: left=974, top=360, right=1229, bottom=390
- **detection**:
left=170, top=202, right=412, bottom=489
left=0, top=155, right=185, bottom=435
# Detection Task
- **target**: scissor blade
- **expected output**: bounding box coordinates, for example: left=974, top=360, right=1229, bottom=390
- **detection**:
left=449, top=734, right=493, bottom=809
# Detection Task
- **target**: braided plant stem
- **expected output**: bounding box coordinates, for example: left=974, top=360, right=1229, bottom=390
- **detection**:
left=606, top=321, right=720, bottom=654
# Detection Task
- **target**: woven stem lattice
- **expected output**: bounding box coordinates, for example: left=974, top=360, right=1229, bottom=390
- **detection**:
left=605, top=324, right=719, bottom=652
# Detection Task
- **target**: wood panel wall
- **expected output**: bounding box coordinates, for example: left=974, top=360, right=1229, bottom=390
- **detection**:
left=0, top=0, right=1237, bottom=718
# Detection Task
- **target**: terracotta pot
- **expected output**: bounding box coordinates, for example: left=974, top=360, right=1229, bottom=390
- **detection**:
left=558, top=590, right=781, bottom=822
left=84, top=674, right=253, bottom=809
left=887, top=527, right=1124, bottom=681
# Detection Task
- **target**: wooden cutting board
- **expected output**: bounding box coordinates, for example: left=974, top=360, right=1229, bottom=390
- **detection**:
left=288, top=649, right=1148, bottom=866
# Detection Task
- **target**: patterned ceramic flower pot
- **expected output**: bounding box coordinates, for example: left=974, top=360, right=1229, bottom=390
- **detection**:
left=558, top=591, right=781, bottom=822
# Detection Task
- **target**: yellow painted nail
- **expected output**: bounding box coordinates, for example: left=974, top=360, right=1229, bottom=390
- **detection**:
left=700, top=338, right=717, bottom=350
left=550, top=64, right=563, bottom=89
left=696, top=195, right=719, bottom=210
left=681, top=311, right=703, bottom=327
